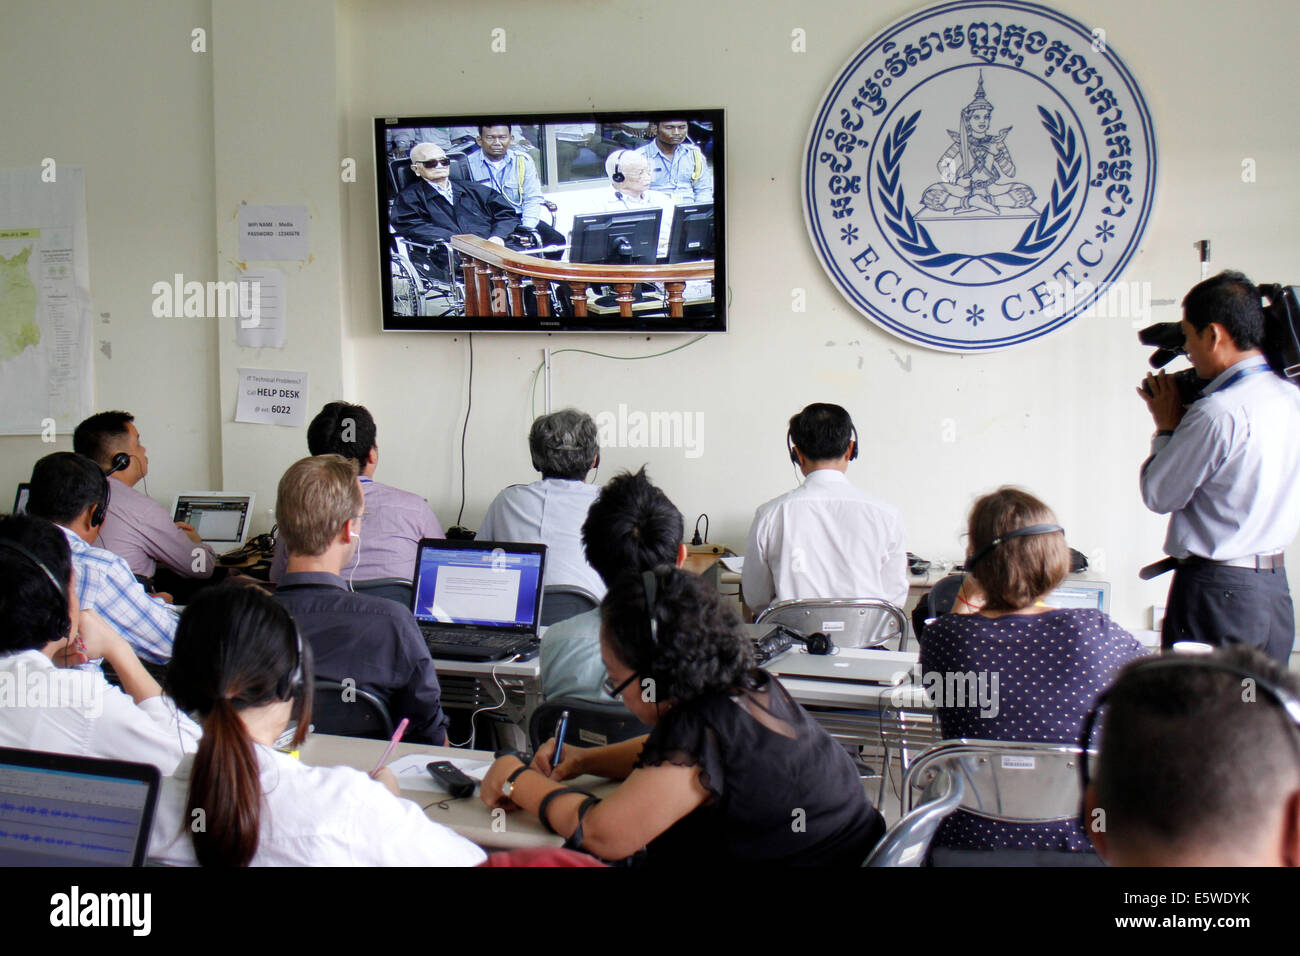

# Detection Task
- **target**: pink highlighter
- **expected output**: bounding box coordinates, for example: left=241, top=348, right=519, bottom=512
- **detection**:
left=370, top=718, right=410, bottom=778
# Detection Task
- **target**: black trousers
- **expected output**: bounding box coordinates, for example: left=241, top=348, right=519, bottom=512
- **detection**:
left=1162, top=561, right=1295, bottom=666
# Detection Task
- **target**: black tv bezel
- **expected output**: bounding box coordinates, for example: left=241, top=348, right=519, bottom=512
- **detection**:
left=374, top=108, right=726, bottom=334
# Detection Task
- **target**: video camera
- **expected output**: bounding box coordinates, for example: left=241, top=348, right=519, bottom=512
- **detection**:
left=1138, top=283, right=1300, bottom=404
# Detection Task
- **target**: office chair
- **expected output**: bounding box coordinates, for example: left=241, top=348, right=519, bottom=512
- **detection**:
left=755, top=597, right=909, bottom=651
left=528, top=697, right=651, bottom=752
left=311, top=679, right=394, bottom=741
left=866, top=739, right=1102, bottom=866
left=351, top=577, right=413, bottom=608
left=540, top=584, right=600, bottom=627
left=912, top=572, right=965, bottom=642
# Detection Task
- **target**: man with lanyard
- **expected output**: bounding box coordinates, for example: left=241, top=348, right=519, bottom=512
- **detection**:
left=1139, top=270, right=1300, bottom=665
left=636, top=118, right=712, bottom=203
left=466, top=124, right=564, bottom=257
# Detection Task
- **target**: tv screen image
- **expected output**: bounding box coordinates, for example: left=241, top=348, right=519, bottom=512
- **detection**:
left=374, top=110, right=725, bottom=333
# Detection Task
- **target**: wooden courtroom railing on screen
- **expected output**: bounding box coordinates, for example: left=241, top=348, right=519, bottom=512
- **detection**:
left=449, top=235, right=714, bottom=319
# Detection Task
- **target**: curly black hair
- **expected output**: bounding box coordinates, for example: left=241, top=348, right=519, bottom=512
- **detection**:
left=601, top=566, right=758, bottom=704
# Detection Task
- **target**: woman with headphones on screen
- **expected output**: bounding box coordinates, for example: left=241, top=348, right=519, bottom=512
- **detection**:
left=480, top=568, right=886, bottom=865
left=919, top=486, right=1145, bottom=854
left=147, top=585, right=485, bottom=866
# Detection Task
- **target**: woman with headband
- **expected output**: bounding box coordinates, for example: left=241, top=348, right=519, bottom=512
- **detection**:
left=919, top=487, right=1144, bottom=854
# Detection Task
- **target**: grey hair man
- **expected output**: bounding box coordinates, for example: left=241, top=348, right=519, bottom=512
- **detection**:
left=478, top=409, right=605, bottom=599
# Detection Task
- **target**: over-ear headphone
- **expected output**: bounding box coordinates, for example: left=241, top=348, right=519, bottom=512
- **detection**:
left=275, top=627, right=307, bottom=703
left=611, top=150, right=626, bottom=183
left=91, top=452, right=132, bottom=528
left=787, top=422, right=859, bottom=466
left=0, top=539, right=71, bottom=638
left=804, top=631, right=835, bottom=655
left=1077, top=654, right=1300, bottom=830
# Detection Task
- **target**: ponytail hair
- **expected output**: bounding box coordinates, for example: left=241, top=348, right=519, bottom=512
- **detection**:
left=167, top=585, right=313, bottom=867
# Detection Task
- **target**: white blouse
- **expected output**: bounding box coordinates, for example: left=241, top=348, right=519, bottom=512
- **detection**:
left=148, top=744, right=487, bottom=867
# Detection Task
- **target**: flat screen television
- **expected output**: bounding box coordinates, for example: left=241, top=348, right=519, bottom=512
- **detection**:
left=374, top=109, right=725, bottom=333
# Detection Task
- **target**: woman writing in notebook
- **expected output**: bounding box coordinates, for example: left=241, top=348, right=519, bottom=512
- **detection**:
left=479, top=568, right=886, bottom=865
left=147, top=585, right=485, bottom=867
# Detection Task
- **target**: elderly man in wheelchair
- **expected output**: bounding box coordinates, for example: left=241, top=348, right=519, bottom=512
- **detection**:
left=389, top=141, right=564, bottom=317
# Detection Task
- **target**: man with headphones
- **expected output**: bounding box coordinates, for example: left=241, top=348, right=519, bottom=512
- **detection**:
left=272, top=455, right=450, bottom=745
left=0, top=513, right=200, bottom=768
left=742, top=403, right=909, bottom=617
left=599, top=149, right=674, bottom=259
left=1084, top=645, right=1300, bottom=866
left=73, top=410, right=218, bottom=600
left=25, top=452, right=180, bottom=664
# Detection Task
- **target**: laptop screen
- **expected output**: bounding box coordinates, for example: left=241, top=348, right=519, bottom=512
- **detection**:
left=1044, top=581, right=1110, bottom=613
left=412, top=542, right=544, bottom=630
left=172, top=494, right=253, bottom=545
left=0, top=748, right=159, bottom=866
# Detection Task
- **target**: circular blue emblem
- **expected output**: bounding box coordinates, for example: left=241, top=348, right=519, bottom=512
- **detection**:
left=803, top=0, right=1157, bottom=351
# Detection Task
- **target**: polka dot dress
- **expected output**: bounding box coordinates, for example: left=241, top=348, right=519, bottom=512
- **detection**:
left=918, top=608, right=1145, bottom=852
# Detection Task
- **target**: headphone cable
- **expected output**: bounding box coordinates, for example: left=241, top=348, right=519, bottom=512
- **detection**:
left=455, top=334, right=473, bottom=528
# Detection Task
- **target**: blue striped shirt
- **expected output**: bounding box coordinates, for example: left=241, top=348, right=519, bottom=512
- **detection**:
left=58, top=525, right=179, bottom=664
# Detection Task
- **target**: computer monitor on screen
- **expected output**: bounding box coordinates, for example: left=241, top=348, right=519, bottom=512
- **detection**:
left=666, top=202, right=714, bottom=263
left=569, top=209, right=662, bottom=266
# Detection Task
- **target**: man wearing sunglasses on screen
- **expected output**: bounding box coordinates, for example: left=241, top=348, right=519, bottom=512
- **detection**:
left=390, top=142, right=521, bottom=254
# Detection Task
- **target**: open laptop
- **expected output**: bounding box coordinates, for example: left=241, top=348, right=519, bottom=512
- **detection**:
left=12, top=483, right=29, bottom=515
left=171, top=492, right=256, bottom=548
left=410, top=538, right=546, bottom=662
left=0, top=747, right=161, bottom=866
left=1043, top=579, right=1111, bottom=614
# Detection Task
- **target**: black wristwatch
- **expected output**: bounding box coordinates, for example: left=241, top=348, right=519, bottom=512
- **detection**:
left=493, top=748, right=529, bottom=764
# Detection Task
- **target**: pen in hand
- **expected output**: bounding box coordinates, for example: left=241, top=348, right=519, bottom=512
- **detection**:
left=552, top=709, right=570, bottom=771
left=371, top=717, right=409, bottom=778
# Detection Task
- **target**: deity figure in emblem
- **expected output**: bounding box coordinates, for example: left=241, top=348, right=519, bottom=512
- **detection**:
left=921, top=72, right=1036, bottom=216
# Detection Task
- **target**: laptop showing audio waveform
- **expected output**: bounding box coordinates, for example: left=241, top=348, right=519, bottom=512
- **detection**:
left=0, top=748, right=160, bottom=867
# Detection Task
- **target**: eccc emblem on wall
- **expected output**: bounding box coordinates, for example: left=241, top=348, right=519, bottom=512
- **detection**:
left=803, top=0, right=1156, bottom=352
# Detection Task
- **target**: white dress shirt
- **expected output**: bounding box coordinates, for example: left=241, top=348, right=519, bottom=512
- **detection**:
left=743, top=469, right=909, bottom=612
left=148, top=745, right=487, bottom=867
left=1141, top=356, right=1300, bottom=559
left=478, top=478, right=606, bottom=599
left=0, top=650, right=200, bottom=773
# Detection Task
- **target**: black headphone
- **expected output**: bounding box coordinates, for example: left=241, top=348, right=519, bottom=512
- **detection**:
left=0, top=539, right=71, bottom=638
left=965, top=523, right=1064, bottom=571
left=91, top=452, right=132, bottom=528
left=1076, top=654, right=1300, bottom=831
left=611, top=150, right=626, bottom=183
left=804, top=631, right=835, bottom=655
left=638, top=568, right=667, bottom=698
left=787, top=422, right=859, bottom=466
left=275, top=627, right=307, bottom=703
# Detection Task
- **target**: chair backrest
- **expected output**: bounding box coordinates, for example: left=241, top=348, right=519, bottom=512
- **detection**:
left=904, top=739, right=1090, bottom=822
left=755, top=598, right=908, bottom=650
left=865, top=765, right=966, bottom=866
left=351, top=577, right=413, bottom=608
left=928, top=573, right=965, bottom=617
left=540, top=585, right=601, bottom=627
left=528, top=697, right=650, bottom=752
left=311, top=680, right=394, bottom=741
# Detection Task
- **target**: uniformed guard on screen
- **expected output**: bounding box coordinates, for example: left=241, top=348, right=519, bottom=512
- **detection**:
left=636, top=117, right=712, bottom=203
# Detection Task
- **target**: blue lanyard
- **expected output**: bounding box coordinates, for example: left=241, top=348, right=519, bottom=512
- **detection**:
left=1213, top=362, right=1271, bottom=393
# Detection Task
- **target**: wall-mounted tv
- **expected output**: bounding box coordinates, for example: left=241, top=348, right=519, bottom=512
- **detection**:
left=374, top=109, right=725, bottom=333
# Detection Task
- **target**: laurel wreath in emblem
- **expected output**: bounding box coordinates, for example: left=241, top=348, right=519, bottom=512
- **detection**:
left=876, top=106, right=1081, bottom=276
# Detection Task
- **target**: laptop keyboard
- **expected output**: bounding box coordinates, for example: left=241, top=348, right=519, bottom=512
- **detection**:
left=420, top=625, right=537, bottom=661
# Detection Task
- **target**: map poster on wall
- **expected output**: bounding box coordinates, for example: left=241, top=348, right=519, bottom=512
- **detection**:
left=803, top=0, right=1157, bottom=352
left=0, top=167, right=93, bottom=434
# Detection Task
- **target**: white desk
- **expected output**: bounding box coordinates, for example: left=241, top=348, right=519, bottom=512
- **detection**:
left=298, top=733, right=615, bottom=851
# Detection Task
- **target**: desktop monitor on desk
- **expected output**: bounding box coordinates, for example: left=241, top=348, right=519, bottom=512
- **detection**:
left=666, top=202, right=714, bottom=263
left=568, top=209, right=662, bottom=266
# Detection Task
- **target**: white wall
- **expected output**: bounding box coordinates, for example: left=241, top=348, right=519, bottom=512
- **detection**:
left=4, top=0, right=1299, bottom=636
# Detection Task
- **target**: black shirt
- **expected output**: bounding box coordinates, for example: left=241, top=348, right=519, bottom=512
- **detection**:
left=274, top=572, right=449, bottom=744
left=636, top=673, right=885, bottom=866
left=390, top=178, right=520, bottom=246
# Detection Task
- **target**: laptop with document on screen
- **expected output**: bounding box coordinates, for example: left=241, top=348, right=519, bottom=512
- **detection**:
left=171, top=492, right=256, bottom=549
left=0, top=747, right=161, bottom=867
left=410, top=538, right=547, bottom=662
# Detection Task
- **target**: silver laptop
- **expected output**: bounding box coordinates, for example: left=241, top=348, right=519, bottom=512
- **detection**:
left=171, top=492, right=256, bottom=548
left=1043, top=579, right=1111, bottom=614
left=765, top=647, right=914, bottom=686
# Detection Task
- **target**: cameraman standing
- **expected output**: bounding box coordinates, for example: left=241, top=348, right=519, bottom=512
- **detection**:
left=1138, top=271, right=1300, bottom=665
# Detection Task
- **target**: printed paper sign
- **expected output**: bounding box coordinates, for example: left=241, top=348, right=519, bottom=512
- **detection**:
left=235, top=368, right=308, bottom=426
left=234, top=269, right=286, bottom=348
left=237, top=204, right=309, bottom=261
